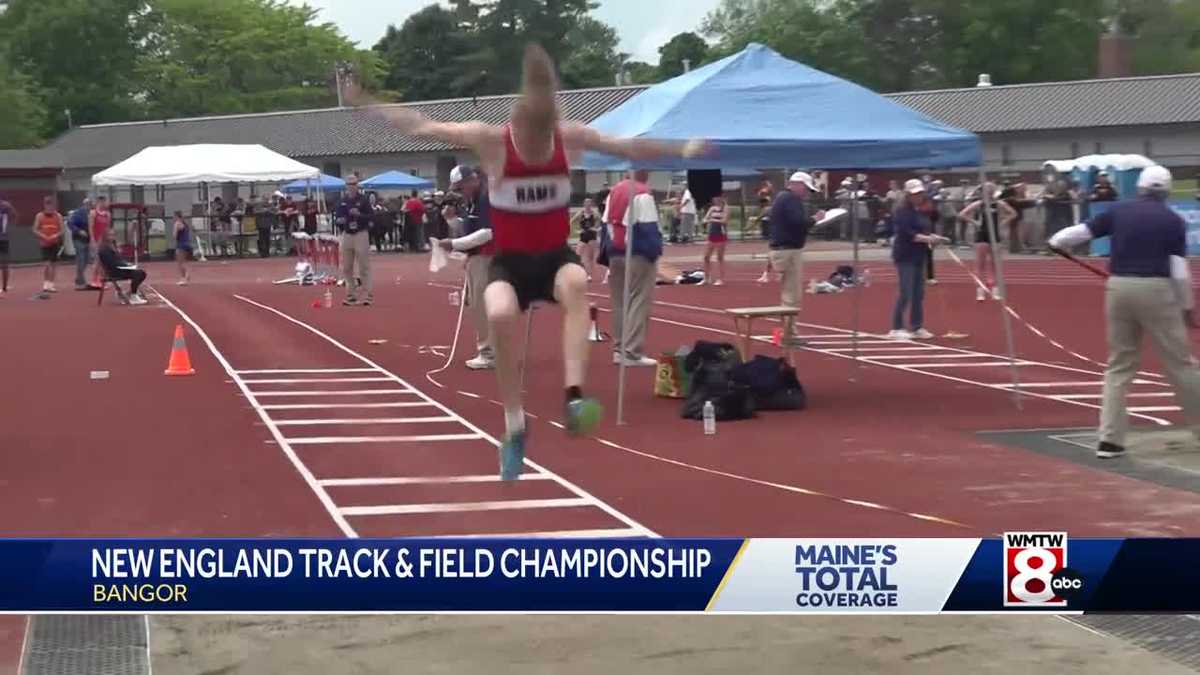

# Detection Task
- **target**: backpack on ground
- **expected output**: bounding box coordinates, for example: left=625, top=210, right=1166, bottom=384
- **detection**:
left=731, top=355, right=806, bottom=411
left=680, top=341, right=755, bottom=421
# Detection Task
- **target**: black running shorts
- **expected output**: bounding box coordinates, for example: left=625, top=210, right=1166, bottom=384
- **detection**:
left=488, top=246, right=583, bottom=311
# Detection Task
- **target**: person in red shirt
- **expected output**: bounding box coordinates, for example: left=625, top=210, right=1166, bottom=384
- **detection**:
left=403, top=191, right=426, bottom=252
left=356, top=44, right=705, bottom=480
left=33, top=196, right=65, bottom=294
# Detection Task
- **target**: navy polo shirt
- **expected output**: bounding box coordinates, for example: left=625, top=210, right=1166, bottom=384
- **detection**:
left=890, top=205, right=931, bottom=264
left=1087, top=197, right=1185, bottom=278
left=768, top=190, right=813, bottom=249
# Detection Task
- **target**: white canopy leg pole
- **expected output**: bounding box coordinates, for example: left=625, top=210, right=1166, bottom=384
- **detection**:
left=850, top=189, right=861, bottom=380
left=980, top=169, right=1023, bottom=409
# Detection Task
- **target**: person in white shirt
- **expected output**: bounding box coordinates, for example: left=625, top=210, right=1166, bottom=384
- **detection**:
left=678, top=188, right=697, bottom=243
left=436, top=166, right=495, bottom=370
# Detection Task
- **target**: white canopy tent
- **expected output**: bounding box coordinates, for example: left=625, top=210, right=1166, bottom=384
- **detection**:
left=92, top=144, right=323, bottom=261
left=92, top=144, right=319, bottom=186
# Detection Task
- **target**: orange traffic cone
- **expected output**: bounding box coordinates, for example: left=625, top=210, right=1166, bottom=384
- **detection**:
left=164, top=324, right=196, bottom=376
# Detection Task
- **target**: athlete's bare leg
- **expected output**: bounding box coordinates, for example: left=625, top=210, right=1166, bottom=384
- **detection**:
left=485, top=280, right=525, bottom=433
left=553, top=262, right=590, bottom=389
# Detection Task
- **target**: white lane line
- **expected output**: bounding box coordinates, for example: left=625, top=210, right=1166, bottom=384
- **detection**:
left=259, top=402, right=436, bottom=410
left=865, top=353, right=994, bottom=361
left=823, top=346, right=942, bottom=352
left=152, top=287, right=358, bottom=537
left=997, top=381, right=1106, bottom=388
left=595, top=303, right=1173, bottom=427
left=247, top=389, right=416, bottom=397
left=285, top=434, right=484, bottom=445
left=1129, top=406, right=1183, bottom=412
left=272, top=417, right=459, bottom=426
left=892, top=361, right=1038, bottom=369
left=428, top=528, right=646, bottom=538
left=234, top=368, right=377, bottom=374
left=340, top=497, right=590, bottom=516
left=1058, top=393, right=1174, bottom=400
left=241, top=377, right=396, bottom=384
left=234, top=294, right=658, bottom=538
left=809, top=340, right=911, bottom=346
left=319, top=474, right=555, bottom=487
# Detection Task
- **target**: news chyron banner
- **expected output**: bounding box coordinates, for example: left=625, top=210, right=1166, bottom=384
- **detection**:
left=0, top=535, right=1196, bottom=613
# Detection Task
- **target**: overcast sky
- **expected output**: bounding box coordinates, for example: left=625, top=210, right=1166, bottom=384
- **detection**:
left=290, top=0, right=722, bottom=64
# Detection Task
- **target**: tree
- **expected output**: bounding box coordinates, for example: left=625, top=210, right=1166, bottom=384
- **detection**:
left=623, top=61, right=659, bottom=84
left=137, top=0, right=381, bottom=119
left=464, top=0, right=596, bottom=94
left=0, top=53, right=46, bottom=148
left=701, top=0, right=1112, bottom=91
left=373, top=5, right=473, bottom=101
left=560, top=16, right=623, bottom=88
left=0, top=0, right=147, bottom=131
left=656, top=31, right=710, bottom=80
left=1112, top=0, right=1200, bottom=74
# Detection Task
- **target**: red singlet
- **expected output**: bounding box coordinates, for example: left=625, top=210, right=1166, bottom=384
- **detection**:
left=487, top=125, right=571, bottom=254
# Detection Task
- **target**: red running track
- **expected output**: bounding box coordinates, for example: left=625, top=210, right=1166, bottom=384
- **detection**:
left=4, top=249, right=1200, bottom=548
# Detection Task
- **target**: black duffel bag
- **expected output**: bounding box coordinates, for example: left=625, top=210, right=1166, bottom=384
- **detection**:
left=680, top=341, right=755, bottom=421
left=731, top=355, right=806, bottom=411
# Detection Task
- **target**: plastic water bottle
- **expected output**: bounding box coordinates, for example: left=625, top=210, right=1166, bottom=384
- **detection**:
left=323, top=288, right=332, bottom=308
left=703, top=400, right=716, bottom=435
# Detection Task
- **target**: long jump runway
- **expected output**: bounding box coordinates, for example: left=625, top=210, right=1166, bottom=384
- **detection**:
left=154, top=288, right=653, bottom=539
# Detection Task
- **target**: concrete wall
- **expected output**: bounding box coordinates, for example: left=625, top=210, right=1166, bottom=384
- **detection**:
left=980, top=123, right=1200, bottom=174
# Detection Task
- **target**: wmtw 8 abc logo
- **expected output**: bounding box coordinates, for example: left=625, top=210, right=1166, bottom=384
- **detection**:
left=1002, top=532, right=1085, bottom=608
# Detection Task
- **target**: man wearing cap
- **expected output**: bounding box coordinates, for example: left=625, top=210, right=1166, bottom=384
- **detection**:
left=769, top=172, right=824, bottom=339
left=335, top=174, right=374, bottom=306
left=1049, top=165, right=1200, bottom=459
left=437, top=166, right=495, bottom=369
left=1090, top=172, right=1119, bottom=203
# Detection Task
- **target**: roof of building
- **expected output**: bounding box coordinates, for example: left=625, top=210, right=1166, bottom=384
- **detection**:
left=20, top=72, right=1200, bottom=171
left=43, top=86, right=647, bottom=170
left=890, top=72, right=1200, bottom=133
left=0, top=148, right=63, bottom=170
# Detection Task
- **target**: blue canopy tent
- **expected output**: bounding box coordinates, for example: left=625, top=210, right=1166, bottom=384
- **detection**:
left=281, top=173, right=345, bottom=194
left=581, top=43, right=980, bottom=172
left=583, top=44, right=1021, bottom=422
left=361, top=170, right=434, bottom=191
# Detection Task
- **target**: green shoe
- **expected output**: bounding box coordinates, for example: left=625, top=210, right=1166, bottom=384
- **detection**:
left=499, top=430, right=527, bottom=481
left=565, top=397, right=603, bottom=436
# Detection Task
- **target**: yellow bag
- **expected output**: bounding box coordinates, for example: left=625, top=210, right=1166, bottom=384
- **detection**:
left=653, top=353, right=689, bottom=399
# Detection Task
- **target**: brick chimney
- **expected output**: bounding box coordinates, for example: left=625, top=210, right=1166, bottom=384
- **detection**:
left=1098, top=30, right=1133, bottom=78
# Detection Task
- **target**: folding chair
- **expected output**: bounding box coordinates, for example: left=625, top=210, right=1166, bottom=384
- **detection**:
left=97, top=272, right=130, bottom=306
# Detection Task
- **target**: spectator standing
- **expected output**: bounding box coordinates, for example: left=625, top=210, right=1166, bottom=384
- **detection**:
left=958, top=184, right=1018, bottom=301
left=88, top=196, right=112, bottom=287
left=890, top=180, right=947, bottom=339
left=603, top=169, right=661, bottom=367
left=756, top=179, right=776, bottom=283
left=701, top=194, right=729, bottom=285
left=0, top=198, right=14, bottom=296
left=769, top=172, right=823, bottom=339
left=677, top=186, right=697, bottom=243
left=68, top=198, right=94, bottom=290
left=368, top=192, right=389, bottom=252
left=1090, top=172, right=1120, bottom=203
left=436, top=166, right=494, bottom=370
left=403, top=191, right=426, bottom=252
left=572, top=197, right=600, bottom=281
left=303, top=198, right=319, bottom=236
left=256, top=196, right=275, bottom=257
left=173, top=211, right=191, bottom=285
left=335, top=175, right=374, bottom=306
left=33, top=196, right=64, bottom=294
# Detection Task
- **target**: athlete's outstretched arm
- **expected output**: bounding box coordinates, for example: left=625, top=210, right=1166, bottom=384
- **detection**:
left=562, top=123, right=706, bottom=162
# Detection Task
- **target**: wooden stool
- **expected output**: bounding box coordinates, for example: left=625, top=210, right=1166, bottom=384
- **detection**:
left=726, top=305, right=801, bottom=364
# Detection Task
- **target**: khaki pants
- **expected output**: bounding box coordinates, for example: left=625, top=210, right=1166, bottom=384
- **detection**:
left=770, top=248, right=804, bottom=335
left=341, top=230, right=372, bottom=300
left=466, top=253, right=493, bottom=358
left=608, top=255, right=655, bottom=360
left=1101, top=276, right=1200, bottom=446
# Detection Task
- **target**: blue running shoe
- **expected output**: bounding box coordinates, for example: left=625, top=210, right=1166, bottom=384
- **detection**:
left=565, top=397, right=603, bottom=436
left=499, top=430, right=527, bottom=481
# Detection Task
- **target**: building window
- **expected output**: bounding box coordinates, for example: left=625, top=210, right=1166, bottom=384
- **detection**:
left=249, top=183, right=258, bottom=198
left=1143, top=139, right=1153, bottom=157
left=155, top=185, right=166, bottom=202
left=1094, top=141, right=1104, bottom=154
left=1001, top=144, right=1013, bottom=166
left=1070, top=142, right=1080, bottom=158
